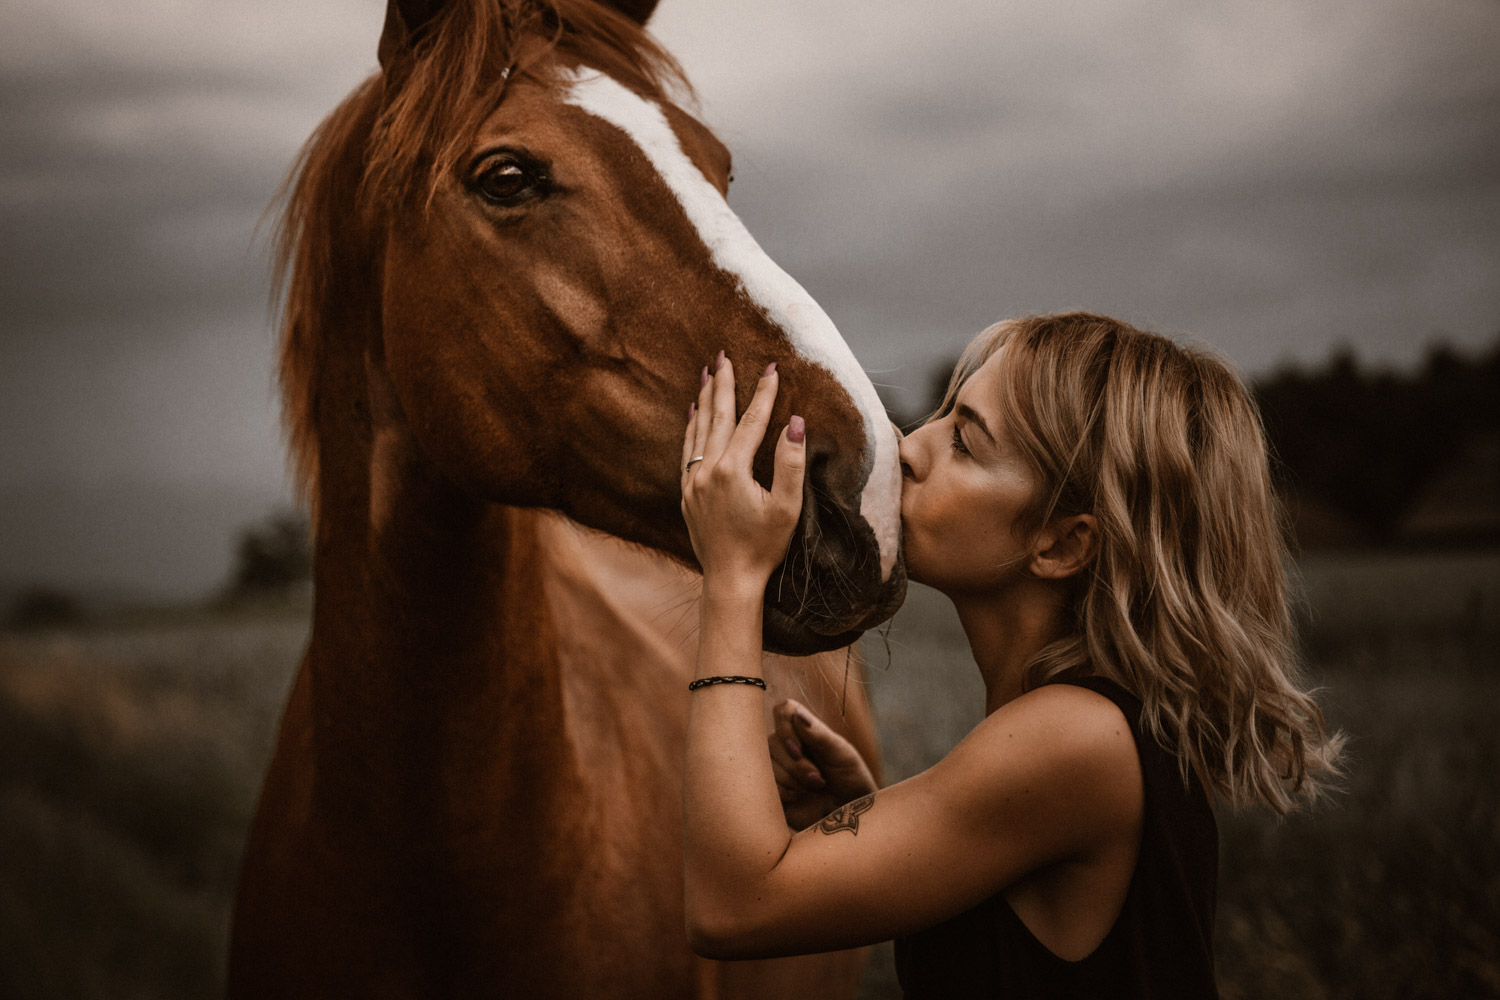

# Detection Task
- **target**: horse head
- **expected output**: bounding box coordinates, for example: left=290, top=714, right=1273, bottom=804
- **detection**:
left=288, top=0, right=904, bottom=654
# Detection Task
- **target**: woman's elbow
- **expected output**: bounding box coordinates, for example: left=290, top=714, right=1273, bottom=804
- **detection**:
left=686, top=921, right=739, bottom=961
left=684, top=894, right=760, bottom=960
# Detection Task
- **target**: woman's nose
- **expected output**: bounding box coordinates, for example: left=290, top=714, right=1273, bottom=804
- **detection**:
left=898, top=431, right=920, bottom=481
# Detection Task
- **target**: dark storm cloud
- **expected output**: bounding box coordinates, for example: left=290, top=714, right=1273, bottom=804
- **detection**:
left=663, top=0, right=1500, bottom=387
left=2, top=0, right=1498, bottom=596
left=0, top=1, right=379, bottom=594
left=0, top=66, right=322, bottom=329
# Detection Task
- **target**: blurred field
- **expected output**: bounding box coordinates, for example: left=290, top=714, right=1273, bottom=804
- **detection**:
left=0, top=608, right=305, bottom=1000
left=1, top=551, right=1497, bottom=999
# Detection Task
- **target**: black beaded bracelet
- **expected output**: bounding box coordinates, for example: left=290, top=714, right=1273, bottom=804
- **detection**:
left=688, top=675, right=768, bottom=692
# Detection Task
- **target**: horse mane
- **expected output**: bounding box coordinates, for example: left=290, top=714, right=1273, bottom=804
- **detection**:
left=273, top=0, right=690, bottom=525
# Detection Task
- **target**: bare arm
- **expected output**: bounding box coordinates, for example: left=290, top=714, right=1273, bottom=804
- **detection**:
left=682, top=583, right=797, bottom=941
left=679, top=357, right=1140, bottom=958
left=689, top=664, right=1140, bottom=957
left=679, top=355, right=805, bottom=934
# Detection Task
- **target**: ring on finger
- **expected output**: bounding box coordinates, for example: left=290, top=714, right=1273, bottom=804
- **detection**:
left=685, top=455, right=705, bottom=473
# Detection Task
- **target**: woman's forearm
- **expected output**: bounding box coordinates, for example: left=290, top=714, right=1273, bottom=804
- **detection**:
left=682, top=578, right=793, bottom=942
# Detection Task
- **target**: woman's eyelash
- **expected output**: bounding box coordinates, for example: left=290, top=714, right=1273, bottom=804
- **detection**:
left=950, top=424, right=970, bottom=456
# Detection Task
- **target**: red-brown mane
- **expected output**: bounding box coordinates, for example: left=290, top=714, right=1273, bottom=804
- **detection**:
left=273, top=0, right=688, bottom=526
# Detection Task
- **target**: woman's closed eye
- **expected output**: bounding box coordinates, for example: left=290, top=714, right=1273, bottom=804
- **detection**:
left=950, top=423, right=970, bottom=457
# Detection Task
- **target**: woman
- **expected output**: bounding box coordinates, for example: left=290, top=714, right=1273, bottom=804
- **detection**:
left=678, top=312, right=1342, bottom=998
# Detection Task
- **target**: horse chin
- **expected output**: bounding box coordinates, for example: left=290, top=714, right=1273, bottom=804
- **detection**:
left=760, top=568, right=908, bottom=657
left=760, top=606, right=870, bottom=657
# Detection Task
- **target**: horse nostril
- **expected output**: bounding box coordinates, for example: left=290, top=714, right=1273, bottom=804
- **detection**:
left=800, top=434, right=836, bottom=495
left=901, top=460, right=914, bottom=480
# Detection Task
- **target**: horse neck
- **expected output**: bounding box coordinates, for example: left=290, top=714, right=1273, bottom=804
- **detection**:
left=301, top=316, right=579, bottom=835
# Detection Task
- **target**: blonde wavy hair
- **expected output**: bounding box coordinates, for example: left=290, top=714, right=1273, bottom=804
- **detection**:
left=936, top=313, right=1343, bottom=813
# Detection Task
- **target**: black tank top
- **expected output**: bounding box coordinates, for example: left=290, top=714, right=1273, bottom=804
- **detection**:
left=893, top=676, right=1219, bottom=999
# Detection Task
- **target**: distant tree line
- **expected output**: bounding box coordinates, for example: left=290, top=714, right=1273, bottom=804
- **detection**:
left=5, top=587, right=83, bottom=630
left=3, top=510, right=314, bottom=629
left=227, top=510, right=312, bottom=599
left=886, top=332, right=1500, bottom=548
left=1255, top=339, right=1499, bottom=543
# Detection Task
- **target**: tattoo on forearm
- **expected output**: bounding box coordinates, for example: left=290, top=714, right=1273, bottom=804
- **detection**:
left=816, top=793, right=874, bottom=836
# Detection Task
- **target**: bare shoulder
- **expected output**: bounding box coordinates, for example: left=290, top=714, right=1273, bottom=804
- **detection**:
left=705, top=683, right=1146, bottom=955
left=1002, top=682, right=1136, bottom=748
left=963, top=682, right=1138, bottom=762
left=935, top=682, right=1143, bottom=854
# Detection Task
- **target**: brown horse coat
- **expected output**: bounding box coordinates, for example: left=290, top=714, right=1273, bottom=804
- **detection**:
left=232, top=506, right=881, bottom=997
left=229, top=1, right=903, bottom=995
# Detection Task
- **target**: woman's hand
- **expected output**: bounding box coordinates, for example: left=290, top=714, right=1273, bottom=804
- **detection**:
left=680, top=354, right=806, bottom=592
left=767, top=698, right=879, bottom=830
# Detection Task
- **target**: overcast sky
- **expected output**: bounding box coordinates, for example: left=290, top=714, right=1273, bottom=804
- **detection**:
left=2, top=0, right=1498, bottom=599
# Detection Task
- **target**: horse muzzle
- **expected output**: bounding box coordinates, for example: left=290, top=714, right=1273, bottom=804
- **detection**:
left=760, top=478, right=907, bottom=656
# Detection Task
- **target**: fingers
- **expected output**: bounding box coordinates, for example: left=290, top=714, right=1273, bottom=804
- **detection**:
left=772, top=697, right=802, bottom=739
left=691, top=364, right=713, bottom=466
left=769, top=725, right=823, bottom=792
left=772, top=755, right=821, bottom=804
left=785, top=698, right=832, bottom=750
left=786, top=698, right=860, bottom=771
left=685, top=353, right=800, bottom=524
left=771, top=415, right=808, bottom=513
left=769, top=699, right=827, bottom=791
left=721, top=363, right=779, bottom=470
left=681, top=396, right=697, bottom=473
left=703, top=352, right=737, bottom=463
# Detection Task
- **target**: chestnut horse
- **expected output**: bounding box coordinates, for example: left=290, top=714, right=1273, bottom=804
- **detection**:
left=228, top=0, right=906, bottom=996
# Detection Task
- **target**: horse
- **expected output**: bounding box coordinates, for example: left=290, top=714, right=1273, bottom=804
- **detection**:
left=228, top=0, right=906, bottom=996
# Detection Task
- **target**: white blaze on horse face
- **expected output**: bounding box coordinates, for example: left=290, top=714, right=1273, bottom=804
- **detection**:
left=561, top=69, right=902, bottom=582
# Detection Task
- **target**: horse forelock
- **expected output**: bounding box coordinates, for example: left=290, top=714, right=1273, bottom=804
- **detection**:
left=274, top=0, right=691, bottom=527
left=363, top=0, right=690, bottom=211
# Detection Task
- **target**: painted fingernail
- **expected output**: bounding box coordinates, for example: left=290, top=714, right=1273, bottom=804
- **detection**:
left=700, top=366, right=709, bottom=387
left=794, top=706, right=813, bottom=728
left=784, top=737, right=803, bottom=760
left=688, top=401, right=696, bottom=419
left=714, top=350, right=725, bottom=372
left=805, top=770, right=826, bottom=790
left=763, top=362, right=777, bottom=377
left=788, top=415, right=805, bottom=444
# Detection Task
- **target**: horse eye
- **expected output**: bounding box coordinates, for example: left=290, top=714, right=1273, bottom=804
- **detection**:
left=473, top=158, right=546, bottom=207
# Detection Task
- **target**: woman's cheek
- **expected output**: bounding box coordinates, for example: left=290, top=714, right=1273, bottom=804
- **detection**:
left=899, top=492, right=931, bottom=577
left=917, top=487, right=958, bottom=537
left=909, top=492, right=959, bottom=571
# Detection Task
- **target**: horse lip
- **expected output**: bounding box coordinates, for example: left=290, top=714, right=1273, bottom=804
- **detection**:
left=761, top=605, right=869, bottom=657
left=760, top=570, right=907, bottom=657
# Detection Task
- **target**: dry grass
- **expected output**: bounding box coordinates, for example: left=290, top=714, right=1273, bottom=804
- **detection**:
left=0, top=617, right=303, bottom=1000
left=0, top=550, right=1495, bottom=999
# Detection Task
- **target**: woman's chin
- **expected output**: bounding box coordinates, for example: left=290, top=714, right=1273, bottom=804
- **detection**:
left=902, top=560, right=932, bottom=590
left=898, top=553, right=956, bottom=595
left=897, top=520, right=919, bottom=582
left=898, top=532, right=927, bottom=586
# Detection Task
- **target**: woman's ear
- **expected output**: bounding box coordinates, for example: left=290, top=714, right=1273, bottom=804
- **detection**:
left=1026, top=514, right=1099, bottom=581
